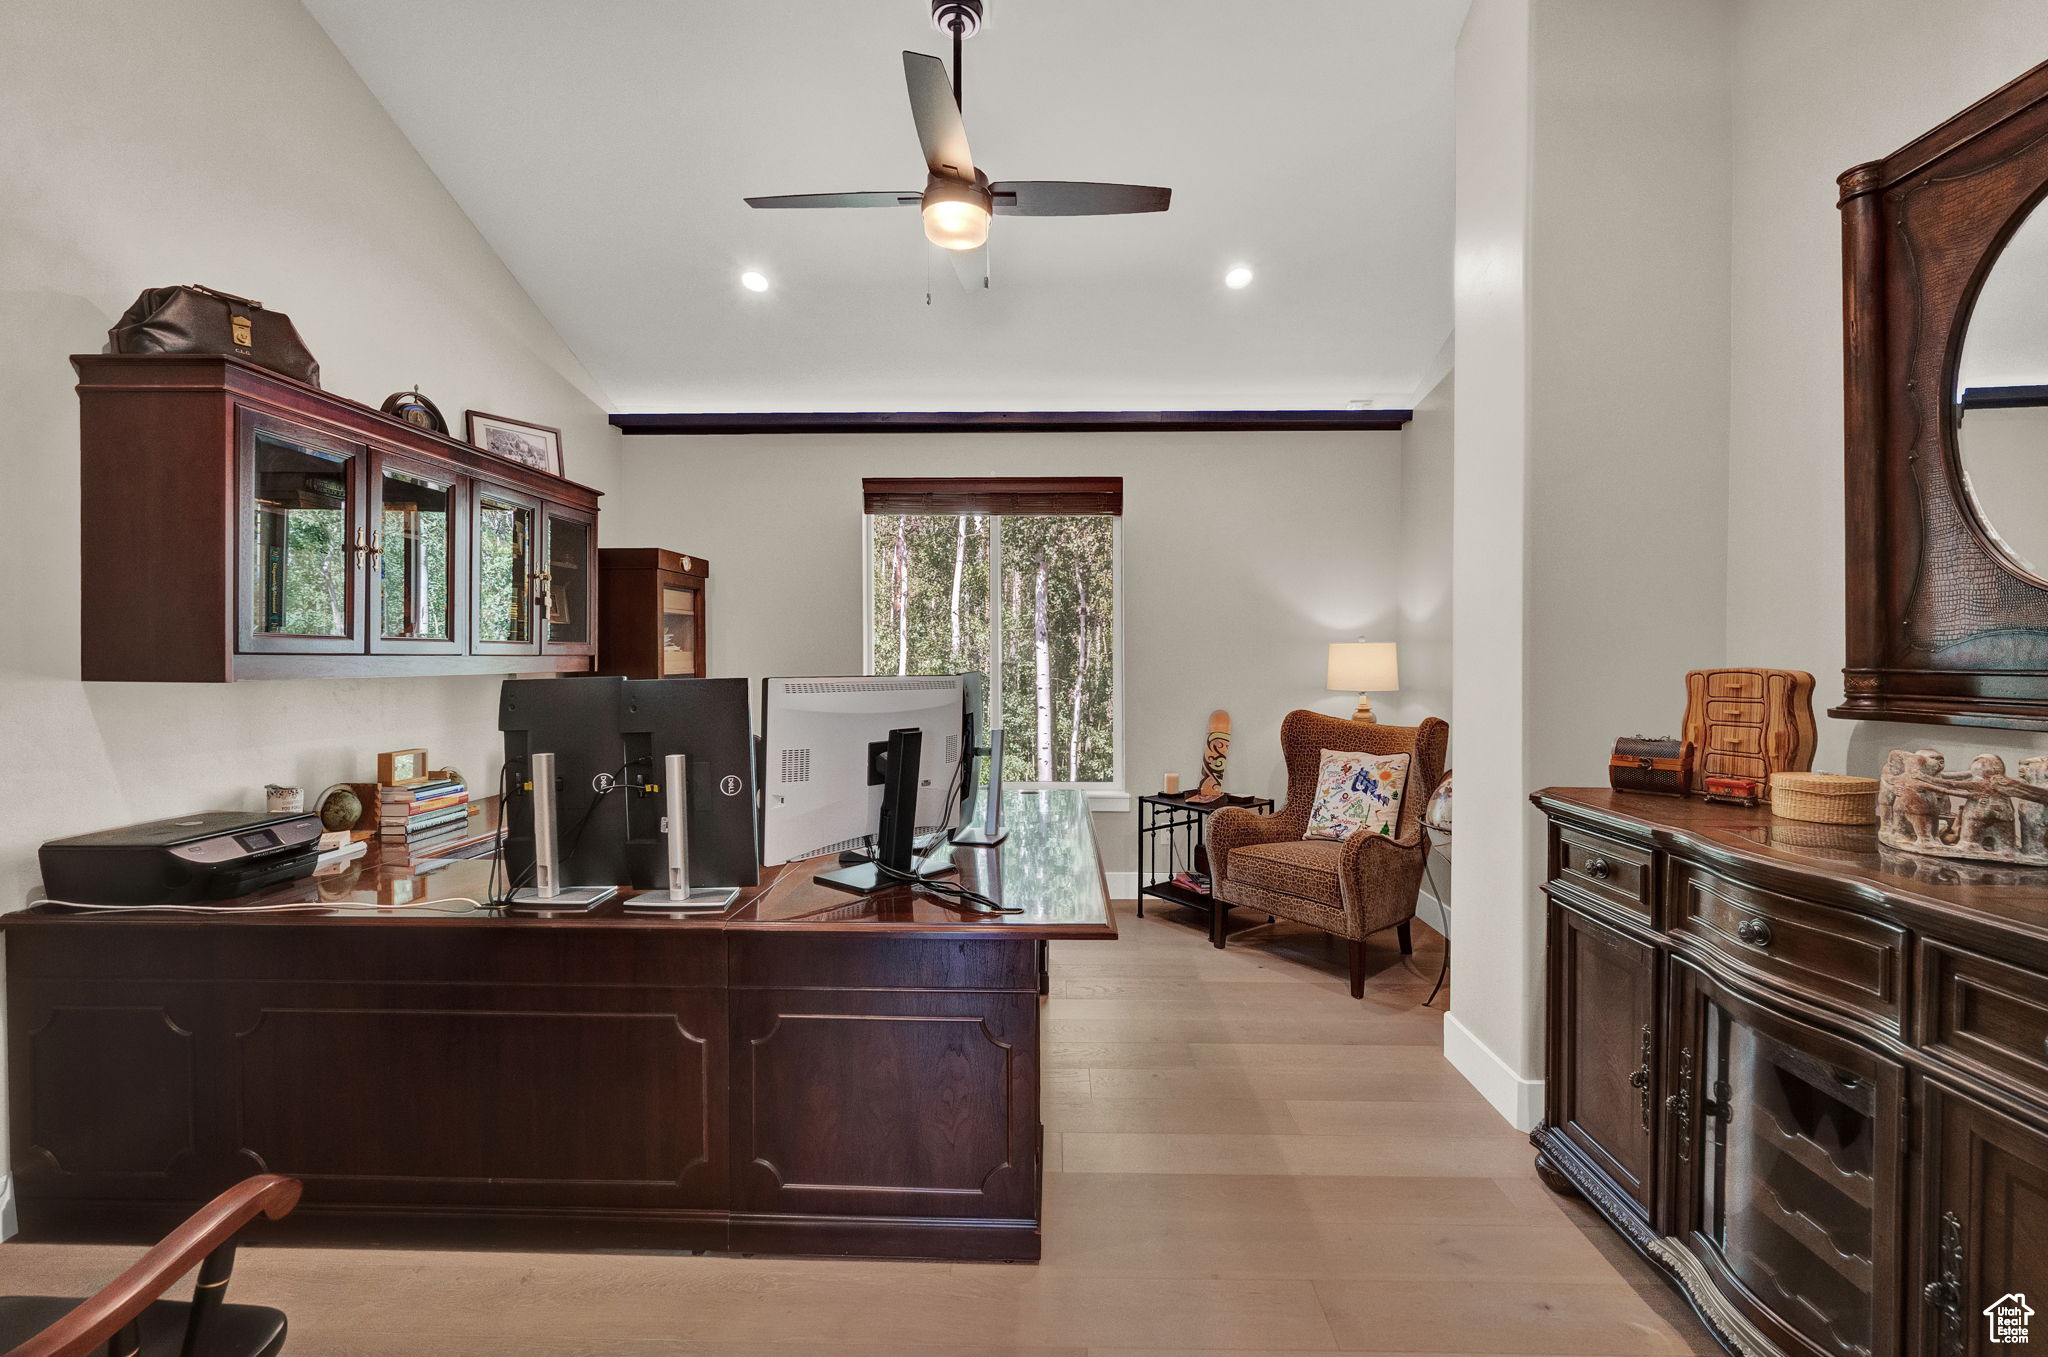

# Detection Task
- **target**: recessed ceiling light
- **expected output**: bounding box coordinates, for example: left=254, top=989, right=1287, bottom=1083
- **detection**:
left=1224, top=265, right=1254, bottom=290
left=740, top=271, right=771, bottom=293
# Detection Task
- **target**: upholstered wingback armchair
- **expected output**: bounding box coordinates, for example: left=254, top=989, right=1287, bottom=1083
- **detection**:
left=1208, top=710, right=1449, bottom=998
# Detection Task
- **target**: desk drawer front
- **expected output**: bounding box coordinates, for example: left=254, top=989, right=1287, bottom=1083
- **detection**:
left=1671, top=864, right=1904, bottom=1026
left=1554, top=825, right=1654, bottom=920
left=1921, top=943, right=2048, bottom=1105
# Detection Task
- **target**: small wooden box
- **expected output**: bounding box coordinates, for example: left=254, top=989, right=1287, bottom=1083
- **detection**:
left=1682, top=668, right=1816, bottom=794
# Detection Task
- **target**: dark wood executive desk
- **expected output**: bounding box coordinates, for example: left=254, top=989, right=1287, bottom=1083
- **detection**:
left=3, top=790, right=1113, bottom=1261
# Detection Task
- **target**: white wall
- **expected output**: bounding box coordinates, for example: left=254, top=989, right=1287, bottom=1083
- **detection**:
left=608, top=432, right=1403, bottom=873
left=1395, top=367, right=1455, bottom=932
left=1448, top=0, right=1537, bottom=1126
left=1448, top=0, right=1733, bottom=1129
left=1392, top=367, right=1455, bottom=736
left=1727, top=0, right=2048, bottom=782
left=0, top=0, right=621, bottom=1231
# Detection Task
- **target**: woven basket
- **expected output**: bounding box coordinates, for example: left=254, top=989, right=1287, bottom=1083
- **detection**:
left=1770, top=771, right=1880, bottom=825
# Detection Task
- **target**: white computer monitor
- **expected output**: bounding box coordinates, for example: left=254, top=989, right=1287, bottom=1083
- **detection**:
left=759, top=674, right=970, bottom=866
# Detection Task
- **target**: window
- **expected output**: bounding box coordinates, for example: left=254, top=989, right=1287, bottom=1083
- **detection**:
left=865, top=478, right=1121, bottom=789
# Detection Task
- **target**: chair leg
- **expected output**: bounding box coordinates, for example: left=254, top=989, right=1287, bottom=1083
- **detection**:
left=1210, top=901, right=1228, bottom=949
left=1348, top=938, right=1366, bottom=998
left=1396, top=920, right=1414, bottom=955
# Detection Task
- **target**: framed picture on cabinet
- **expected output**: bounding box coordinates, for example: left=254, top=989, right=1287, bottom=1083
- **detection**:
left=465, top=410, right=564, bottom=478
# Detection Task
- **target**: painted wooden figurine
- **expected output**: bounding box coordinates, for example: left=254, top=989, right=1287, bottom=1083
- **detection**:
left=1187, top=710, right=1231, bottom=804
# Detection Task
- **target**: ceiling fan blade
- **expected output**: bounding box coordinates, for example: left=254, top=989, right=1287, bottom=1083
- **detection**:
left=989, top=181, right=1172, bottom=217
left=948, top=243, right=989, bottom=292
left=745, top=191, right=921, bottom=209
left=903, top=51, right=974, bottom=179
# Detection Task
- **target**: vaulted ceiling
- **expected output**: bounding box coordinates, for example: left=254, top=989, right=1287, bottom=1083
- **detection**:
left=305, top=0, right=1464, bottom=412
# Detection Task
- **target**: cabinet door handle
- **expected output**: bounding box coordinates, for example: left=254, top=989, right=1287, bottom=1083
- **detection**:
left=1666, top=1047, right=1695, bottom=1161
left=1735, top=917, right=1774, bottom=948
left=1584, top=855, right=1612, bottom=880
left=350, top=528, right=368, bottom=567
left=1925, top=1210, right=1965, bottom=1357
left=1628, top=1024, right=1652, bottom=1132
left=365, top=532, right=382, bottom=560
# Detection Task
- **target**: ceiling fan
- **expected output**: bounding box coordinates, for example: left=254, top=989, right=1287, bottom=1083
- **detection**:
left=744, top=0, right=1172, bottom=291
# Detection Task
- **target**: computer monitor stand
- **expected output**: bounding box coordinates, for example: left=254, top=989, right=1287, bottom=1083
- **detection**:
left=506, top=751, right=619, bottom=916
left=626, top=754, right=742, bottom=916
left=949, top=726, right=1009, bottom=847
left=815, top=727, right=959, bottom=896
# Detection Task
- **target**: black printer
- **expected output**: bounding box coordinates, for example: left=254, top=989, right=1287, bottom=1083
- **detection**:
left=39, top=810, right=324, bottom=905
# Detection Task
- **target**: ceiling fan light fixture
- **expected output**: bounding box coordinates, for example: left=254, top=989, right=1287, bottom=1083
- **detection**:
left=921, top=179, right=992, bottom=251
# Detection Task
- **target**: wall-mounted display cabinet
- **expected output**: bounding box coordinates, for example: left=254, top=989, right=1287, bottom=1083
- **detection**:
left=596, top=547, right=707, bottom=679
left=76, top=353, right=601, bottom=681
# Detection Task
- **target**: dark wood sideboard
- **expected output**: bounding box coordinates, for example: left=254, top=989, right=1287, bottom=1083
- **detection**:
left=75, top=353, right=603, bottom=681
left=1533, top=788, right=2048, bottom=1357
left=4, top=790, right=1113, bottom=1261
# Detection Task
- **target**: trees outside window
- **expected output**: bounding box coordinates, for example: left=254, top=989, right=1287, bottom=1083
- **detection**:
left=869, top=512, right=1117, bottom=786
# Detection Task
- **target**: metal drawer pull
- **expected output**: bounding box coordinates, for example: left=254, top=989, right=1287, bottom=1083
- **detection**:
left=1584, top=855, right=1613, bottom=880
left=1735, top=917, right=1774, bottom=948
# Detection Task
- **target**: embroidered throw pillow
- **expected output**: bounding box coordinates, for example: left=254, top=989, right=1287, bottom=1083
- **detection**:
left=1303, top=749, right=1411, bottom=841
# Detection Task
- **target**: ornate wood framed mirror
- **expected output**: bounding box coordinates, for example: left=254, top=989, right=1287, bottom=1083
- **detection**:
left=1838, top=59, right=2048, bottom=729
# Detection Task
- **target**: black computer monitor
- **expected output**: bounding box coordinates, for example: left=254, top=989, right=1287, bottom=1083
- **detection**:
left=620, top=677, right=759, bottom=894
left=957, top=671, right=987, bottom=831
left=498, top=675, right=629, bottom=897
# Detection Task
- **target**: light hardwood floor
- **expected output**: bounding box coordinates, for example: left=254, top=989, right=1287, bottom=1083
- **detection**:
left=0, top=903, right=1719, bottom=1356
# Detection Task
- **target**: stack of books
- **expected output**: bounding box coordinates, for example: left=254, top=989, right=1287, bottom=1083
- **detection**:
left=377, top=776, right=475, bottom=855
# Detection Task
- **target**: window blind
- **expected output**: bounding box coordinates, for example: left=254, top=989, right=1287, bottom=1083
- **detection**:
left=861, top=476, right=1123, bottom=517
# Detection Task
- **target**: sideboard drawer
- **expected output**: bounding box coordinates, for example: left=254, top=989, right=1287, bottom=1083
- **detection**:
left=1553, top=825, right=1654, bottom=920
left=1670, top=864, right=1905, bottom=1027
left=1920, top=943, right=2048, bottom=1105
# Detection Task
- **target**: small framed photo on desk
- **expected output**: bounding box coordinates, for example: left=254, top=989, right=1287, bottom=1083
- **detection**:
left=378, top=747, right=429, bottom=787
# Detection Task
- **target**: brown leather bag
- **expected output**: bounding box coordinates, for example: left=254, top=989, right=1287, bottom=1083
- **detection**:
left=107, top=285, right=320, bottom=387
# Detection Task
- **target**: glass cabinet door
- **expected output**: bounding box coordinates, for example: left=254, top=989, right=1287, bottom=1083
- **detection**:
left=1674, top=962, right=1905, bottom=1357
left=473, top=484, right=540, bottom=654
left=370, top=457, right=461, bottom=654
left=239, top=411, right=365, bottom=654
left=541, top=505, right=596, bottom=655
left=661, top=579, right=702, bottom=676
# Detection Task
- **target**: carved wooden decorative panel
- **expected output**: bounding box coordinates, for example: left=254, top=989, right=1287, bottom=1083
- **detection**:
left=732, top=990, right=1036, bottom=1219
left=27, top=1005, right=195, bottom=1178
left=1838, top=60, right=2048, bottom=728
left=1550, top=903, right=1658, bottom=1213
left=232, top=999, right=721, bottom=1199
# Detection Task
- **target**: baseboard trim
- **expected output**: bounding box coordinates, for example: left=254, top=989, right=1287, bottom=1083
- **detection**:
left=1443, top=1011, right=1543, bottom=1132
left=1414, top=888, right=1449, bottom=938
left=1, top=1172, right=16, bottom=1241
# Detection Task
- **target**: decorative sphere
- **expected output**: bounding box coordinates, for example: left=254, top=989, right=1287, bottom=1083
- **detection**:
left=317, top=785, right=363, bottom=832
left=1424, top=771, right=1454, bottom=835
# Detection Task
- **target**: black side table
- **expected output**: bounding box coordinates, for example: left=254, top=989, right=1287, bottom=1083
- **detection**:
left=1136, top=791, right=1275, bottom=928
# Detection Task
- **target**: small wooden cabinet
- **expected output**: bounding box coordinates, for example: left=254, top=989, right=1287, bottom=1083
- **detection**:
left=77, top=353, right=601, bottom=681
left=1534, top=789, right=2048, bottom=1357
left=597, top=548, right=708, bottom=679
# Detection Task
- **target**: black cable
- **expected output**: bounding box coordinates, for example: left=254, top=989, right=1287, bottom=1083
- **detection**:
left=488, top=757, right=643, bottom=907
left=848, top=832, right=1021, bottom=916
